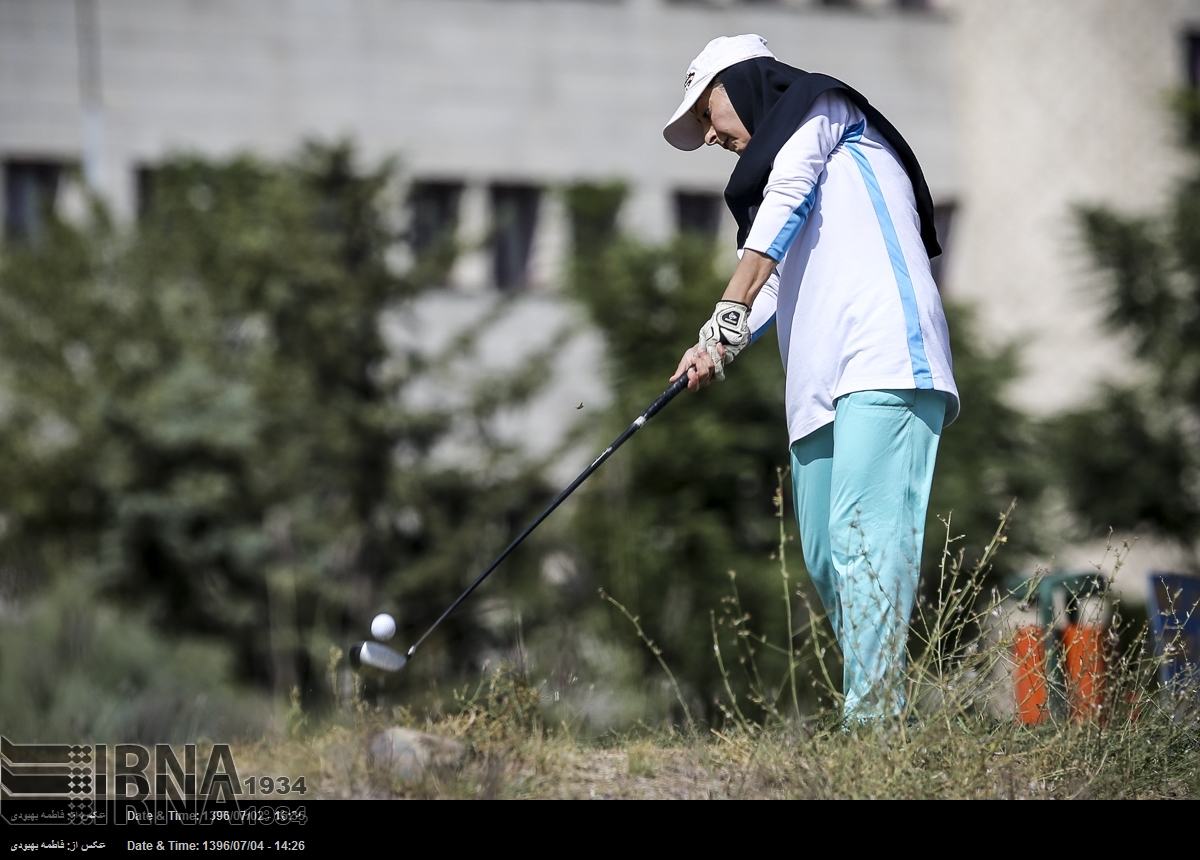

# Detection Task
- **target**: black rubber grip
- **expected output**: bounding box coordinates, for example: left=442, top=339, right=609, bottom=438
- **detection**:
left=644, top=374, right=690, bottom=421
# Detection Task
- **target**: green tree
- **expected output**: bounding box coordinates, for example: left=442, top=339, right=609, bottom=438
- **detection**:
left=564, top=184, right=1043, bottom=722
left=0, top=145, right=552, bottom=707
left=1048, top=94, right=1200, bottom=550
left=925, top=302, right=1045, bottom=578
left=569, top=230, right=793, bottom=720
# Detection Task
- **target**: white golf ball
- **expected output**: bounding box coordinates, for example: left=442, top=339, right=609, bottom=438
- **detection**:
left=371, top=613, right=396, bottom=641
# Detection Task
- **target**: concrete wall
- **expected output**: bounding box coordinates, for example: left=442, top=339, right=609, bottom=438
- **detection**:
left=0, top=0, right=955, bottom=476
left=6, top=0, right=1199, bottom=414
left=5, top=0, right=1197, bottom=581
left=946, top=0, right=1200, bottom=414
left=0, top=0, right=955, bottom=237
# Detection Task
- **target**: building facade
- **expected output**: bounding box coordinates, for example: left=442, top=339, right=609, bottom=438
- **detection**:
left=948, top=0, right=1200, bottom=414
left=4, top=0, right=1200, bottom=566
left=0, top=0, right=956, bottom=284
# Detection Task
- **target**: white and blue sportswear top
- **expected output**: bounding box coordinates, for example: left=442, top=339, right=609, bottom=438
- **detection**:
left=741, top=91, right=959, bottom=444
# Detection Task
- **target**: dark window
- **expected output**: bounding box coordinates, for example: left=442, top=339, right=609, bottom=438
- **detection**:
left=896, top=0, right=931, bottom=10
left=1187, top=32, right=1200, bottom=87
left=930, top=201, right=956, bottom=289
left=490, top=184, right=540, bottom=290
left=409, top=181, right=462, bottom=259
left=4, top=160, right=63, bottom=243
left=675, top=191, right=723, bottom=239
left=135, top=165, right=158, bottom=220
left=1182, top=34, right=1200, bottom=143
left=819, top=0, right=856, bottom=7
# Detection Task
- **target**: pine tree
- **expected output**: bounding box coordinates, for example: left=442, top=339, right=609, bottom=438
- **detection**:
left=0, top=145, right=552, bottom=705
left=564, top=184, right=1041, bottom=720
left=1049, top=94, right=1200, bottom=550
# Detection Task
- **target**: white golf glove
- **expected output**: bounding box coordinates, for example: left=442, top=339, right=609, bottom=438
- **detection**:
left=697, top=300, right=751, bottom=381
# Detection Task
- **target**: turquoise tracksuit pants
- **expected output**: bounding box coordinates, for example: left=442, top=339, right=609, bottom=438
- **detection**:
left=790, top=389, right=946, bottom=722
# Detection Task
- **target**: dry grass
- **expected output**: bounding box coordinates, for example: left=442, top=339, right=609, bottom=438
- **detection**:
left=232, top=501, right=1200, bottom=800
left=232, top=628, right=1198, bottom=799
left=231, top=680, right=1197, bottom=799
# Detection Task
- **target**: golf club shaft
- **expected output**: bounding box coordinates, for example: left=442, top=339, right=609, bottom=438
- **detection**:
left=406, top=371, right=692, bottom=658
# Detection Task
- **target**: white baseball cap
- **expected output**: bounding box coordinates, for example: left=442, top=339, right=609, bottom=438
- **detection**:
left=662, top=34, right=776, bottom=151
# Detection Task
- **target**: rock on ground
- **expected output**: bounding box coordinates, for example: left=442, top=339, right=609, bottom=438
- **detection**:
left=369, top=728, right=466, bottom=780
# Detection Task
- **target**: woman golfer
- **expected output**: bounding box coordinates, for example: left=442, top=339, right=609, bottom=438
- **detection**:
left=666, top=35, right=959, bottom=722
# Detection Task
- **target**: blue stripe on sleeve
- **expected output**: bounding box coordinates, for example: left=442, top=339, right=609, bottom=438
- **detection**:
left=765, top=186, right=818, bottom=262
left=749, top=312, right=776, bottom=344
left=762, top=120, right=866, bottom=263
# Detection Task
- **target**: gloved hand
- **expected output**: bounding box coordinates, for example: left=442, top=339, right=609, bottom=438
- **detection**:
left=697, top=300, right=751, bottom=381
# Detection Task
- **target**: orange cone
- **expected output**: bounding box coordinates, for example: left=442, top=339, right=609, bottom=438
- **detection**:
left=1014, top=626, right=1049, bottom=725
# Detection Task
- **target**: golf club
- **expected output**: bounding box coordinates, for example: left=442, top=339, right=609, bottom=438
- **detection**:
left=349, top=369, right=694, bottom=675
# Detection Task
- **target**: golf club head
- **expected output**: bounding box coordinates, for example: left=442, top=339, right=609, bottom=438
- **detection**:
left=349, top=641, right=408, bottom=674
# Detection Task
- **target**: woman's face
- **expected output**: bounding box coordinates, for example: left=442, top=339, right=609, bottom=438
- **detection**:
left=693, top=84, right=751, bottom=155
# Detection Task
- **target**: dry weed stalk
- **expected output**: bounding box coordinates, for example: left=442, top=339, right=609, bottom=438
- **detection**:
left=599, top=588, right=696, bottom=733
left=238, top=497, right=1199, bottom=799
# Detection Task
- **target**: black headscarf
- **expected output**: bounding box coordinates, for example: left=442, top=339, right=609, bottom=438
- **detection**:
left=720, top=58, right=940, bottom=258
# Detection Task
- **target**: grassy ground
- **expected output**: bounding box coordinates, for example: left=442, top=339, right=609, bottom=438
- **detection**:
left=230, top=670, right=1198, bottom=800
left=232, top=514, right=1200, bottom=800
